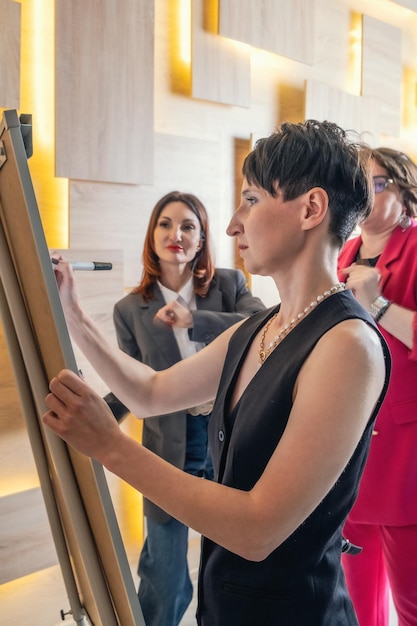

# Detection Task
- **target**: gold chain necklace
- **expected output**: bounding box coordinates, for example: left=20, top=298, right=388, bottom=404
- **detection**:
left=258, top=283, right=345, bottom=366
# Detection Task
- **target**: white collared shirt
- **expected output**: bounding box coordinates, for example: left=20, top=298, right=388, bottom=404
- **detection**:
left=157, top=278, right=205, bottom=359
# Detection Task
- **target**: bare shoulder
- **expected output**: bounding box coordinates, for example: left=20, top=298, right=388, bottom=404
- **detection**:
left=287, top=317, right=387, bottom=475
left=300, top=317, right=387, bottom=404
left=321, top=318, right=385, bottom=363
left=295, top=317, right=387, bottom=415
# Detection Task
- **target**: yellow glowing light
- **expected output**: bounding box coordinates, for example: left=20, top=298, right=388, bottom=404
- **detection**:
left=400, top=67, right=417, bottom=161
left=348, top=13, right=363, bottom=96
left=20, top=0, right=69, bottom=248
left=403, top=67, right=417, bottom=127
left=106, top=418, right=144, bottom=547
left=178, top=0, right=191, bottom=65
left=0, top=477, right=40, bottom=499
left=25, top=0, right=54, bottom=146
left=168, top=0, right=192, bottom=94
left=0, top=564, right=60, bottom=603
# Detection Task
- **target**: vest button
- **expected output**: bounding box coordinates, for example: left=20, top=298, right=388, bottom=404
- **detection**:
left=218, top=430, right=225, bottom=442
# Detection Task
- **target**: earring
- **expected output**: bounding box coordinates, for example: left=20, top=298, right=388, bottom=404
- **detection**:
left=399, top=213, right=411, bottom=231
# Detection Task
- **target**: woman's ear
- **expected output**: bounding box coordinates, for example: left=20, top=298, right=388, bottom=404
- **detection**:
left=196, top=232, right=205, bottom=251
left=301, top=187, right=329, bottom=230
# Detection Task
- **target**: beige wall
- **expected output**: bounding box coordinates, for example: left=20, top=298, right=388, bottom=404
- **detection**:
left=1, top=0, right=417, bottom=623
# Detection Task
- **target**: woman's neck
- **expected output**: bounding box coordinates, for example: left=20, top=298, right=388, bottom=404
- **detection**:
left=273, top=262, right=340, bottom=325
left=272, top=242, right=340, bottom=320
left=159, top=263, right=193, bottom=293
left=359, top=230, right=391, bottom=259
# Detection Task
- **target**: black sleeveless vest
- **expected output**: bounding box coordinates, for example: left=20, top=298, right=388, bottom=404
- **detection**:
left=197, top=290, right=391, bottom=626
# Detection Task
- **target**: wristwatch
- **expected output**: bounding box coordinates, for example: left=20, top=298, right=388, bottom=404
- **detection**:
left=369, top=295, right=391, bottom=322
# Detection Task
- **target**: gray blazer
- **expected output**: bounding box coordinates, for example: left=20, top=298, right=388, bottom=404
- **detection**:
left=106, top=268, right=265, bottom=523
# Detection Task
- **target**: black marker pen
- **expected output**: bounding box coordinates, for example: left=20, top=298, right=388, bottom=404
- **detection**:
left=51, top=258, right=112, bottom=271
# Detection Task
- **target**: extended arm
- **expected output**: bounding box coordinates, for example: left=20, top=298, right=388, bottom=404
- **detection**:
left=44, top=317, right=386, bottom=561
left=52, top=258, right=236, bottom=417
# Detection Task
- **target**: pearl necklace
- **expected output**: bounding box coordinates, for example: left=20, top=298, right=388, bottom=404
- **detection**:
left=258, top=283, right=345, bottom=366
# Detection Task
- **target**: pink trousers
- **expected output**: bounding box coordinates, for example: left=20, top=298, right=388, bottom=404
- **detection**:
left=342, top=519, right=417, bottom=626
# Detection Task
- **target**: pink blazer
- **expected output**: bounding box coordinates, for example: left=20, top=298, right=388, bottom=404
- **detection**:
left=338, top=221, right=417, bottom=525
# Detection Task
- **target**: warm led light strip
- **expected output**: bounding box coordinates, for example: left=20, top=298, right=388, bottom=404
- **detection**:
left=21, top=0, right=69, bottom=248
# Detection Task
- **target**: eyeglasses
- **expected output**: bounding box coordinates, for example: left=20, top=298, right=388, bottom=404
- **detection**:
left=373, top=176, right=394, bottom=194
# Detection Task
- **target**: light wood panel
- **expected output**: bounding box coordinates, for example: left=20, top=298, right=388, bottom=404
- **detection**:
left=362, top=15, right=402, bottom=137
left=218, top=0, right=315, bottom=65
left=391, top=0, right=417, bottom=10
left=55, top=0, right=154, bottom=184
left=69, top=133, right=222, bottom=288
left=0, top=0, right=20, bottom=108
left=305, top=79, right=382, bottom=143
left=191, top=0, right=250, bottom=106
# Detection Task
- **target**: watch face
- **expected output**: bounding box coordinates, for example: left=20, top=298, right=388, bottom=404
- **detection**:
left=377, top=296, right=387, bottom=308
left=370, top=296, right=390, bottom=321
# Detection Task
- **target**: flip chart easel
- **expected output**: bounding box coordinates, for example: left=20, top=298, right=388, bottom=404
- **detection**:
left=0, top=109, right=145, bottom=625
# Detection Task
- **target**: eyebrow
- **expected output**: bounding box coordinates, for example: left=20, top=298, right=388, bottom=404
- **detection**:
left=241, top=187, right=257, bottom=197
left=159, top=215, right=199, bottom=224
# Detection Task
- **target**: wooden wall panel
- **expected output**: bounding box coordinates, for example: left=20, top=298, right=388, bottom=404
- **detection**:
left=305, top=79, right=381, bottom=143
left=55, top=0, right=154, bottom=184
left=218, top=0, right=314, bottom=65
left=0, top=0, right=20, bottom=108
left=391, top=0, right=417, bottom=10
left=191, top=0, right=250, bottom=107
left=69, top=134, right=222, bottom=288
left=362, top=15, right=402, bottom=137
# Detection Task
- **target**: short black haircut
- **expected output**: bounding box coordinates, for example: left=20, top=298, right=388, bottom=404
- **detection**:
left=242, top=120, right=373, bottom=248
